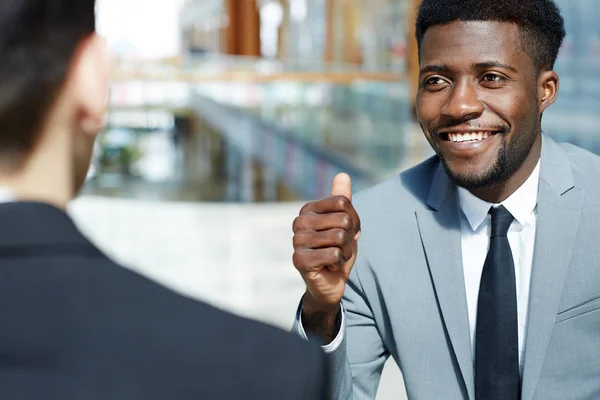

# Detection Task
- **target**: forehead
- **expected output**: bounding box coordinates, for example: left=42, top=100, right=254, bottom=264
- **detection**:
left=420, top=20, right=528, bottom=68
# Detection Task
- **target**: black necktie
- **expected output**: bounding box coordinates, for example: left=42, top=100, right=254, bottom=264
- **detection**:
left=475, top=205, right=520, bottom=400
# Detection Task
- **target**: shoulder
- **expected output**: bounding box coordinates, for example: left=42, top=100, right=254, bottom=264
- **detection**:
left=84, top=258, right=311, bottom=347
left=558, top=141, right=600, bottom=190
left=11, top=252, right=327, bottom=396
left=80, top=258, right=327, bottom=386
left=549, top=140, right=600, bottom=207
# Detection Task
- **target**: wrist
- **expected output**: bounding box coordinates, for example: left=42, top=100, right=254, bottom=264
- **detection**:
left=301, top=292, right=341, bottom=344
left=302, top=291, right=340, bottom=316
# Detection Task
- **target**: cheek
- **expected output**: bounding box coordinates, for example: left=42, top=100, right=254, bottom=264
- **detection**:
left=416, top=94, right=441, bottom=132
left=484, top=89, right=537, bottom=128
left=511, top=102, right=539, bottom=134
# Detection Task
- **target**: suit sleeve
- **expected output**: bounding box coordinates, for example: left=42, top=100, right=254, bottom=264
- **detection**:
left=292, top=251, right=390, bottom=399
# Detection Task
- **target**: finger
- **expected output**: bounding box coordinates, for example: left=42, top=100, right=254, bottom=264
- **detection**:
left=293, top=212, right=353, bottom=233
left=341, top=238, right=359, bottom=275
left=300, top=197, right=361, bottom=238
left=293, top=229, right=353, bottom=258
left=348, top=203, right=361, bottom=238
left=331, top=173, right=352, bottom=201
left=300, top=196, right=352, bottom=215
left=293, top=248, right=345, bottom=273
left=327, top=237, right=359, bottom=275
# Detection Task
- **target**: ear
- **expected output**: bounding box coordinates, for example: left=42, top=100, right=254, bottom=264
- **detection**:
left=69, top=33, right=111, bottom=136
left=538, top=70, right=559, bottom=114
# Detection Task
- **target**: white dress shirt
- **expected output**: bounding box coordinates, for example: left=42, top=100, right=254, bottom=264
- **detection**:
left=459, top=160, right=539, bottom=374
left=297, top=160, right=541, bottom=375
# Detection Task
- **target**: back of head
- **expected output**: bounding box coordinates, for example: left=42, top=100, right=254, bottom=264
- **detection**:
left=0, top=0, right=96, bottom=165
left=416, top=0, right=566, bottom=72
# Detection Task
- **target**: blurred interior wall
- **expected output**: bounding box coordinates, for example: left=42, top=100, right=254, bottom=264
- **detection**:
left=180, top=0, right=418, bottom=71
left=331, top=0, right=361, bottom=64
left=179, top=0, right=260, bottom=56
left=276, top=0, right=413, bottom=69
left=225, top=0, right=261, bottom=56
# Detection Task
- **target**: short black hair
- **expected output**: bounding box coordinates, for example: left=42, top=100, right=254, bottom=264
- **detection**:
left=416, top=0, right=566, bottom=71
left=0, top=0, right=96, bottom=164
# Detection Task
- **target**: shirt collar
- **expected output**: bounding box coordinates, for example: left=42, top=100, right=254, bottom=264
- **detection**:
left=457, top=159, right=540, bottom=231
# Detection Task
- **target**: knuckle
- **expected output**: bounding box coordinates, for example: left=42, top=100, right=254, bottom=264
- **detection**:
left=340, top=214, right=352, bottom=230
left=292, top=216, right=303, bottom=233
left=332, top=247, right=343, bottom=263
left=299, top=202, right=313, bottom=215
left=292, top=251, right=305, bottom=269
left=292, top=233, right=301, bottom=249
left=334, top=196, right=349, bottom=209
left=332, top=228, right=348, bottom=245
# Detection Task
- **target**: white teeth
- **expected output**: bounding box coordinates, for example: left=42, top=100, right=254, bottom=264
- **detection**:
left=447, top=131, right=493, bottom=143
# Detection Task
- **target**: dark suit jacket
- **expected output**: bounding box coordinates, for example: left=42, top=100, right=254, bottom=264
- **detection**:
left=0, top=202, right=328, bottom=399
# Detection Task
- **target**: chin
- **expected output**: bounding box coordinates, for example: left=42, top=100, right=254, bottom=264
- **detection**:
left=447, top=172, right=493, bottom=190
left=442, top=160, right=507, bottom=190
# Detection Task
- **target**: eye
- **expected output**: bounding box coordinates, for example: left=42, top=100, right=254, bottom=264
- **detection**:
left=424, top=76, right=447, bottom=86
left=481, top=73, right=505, bottom=83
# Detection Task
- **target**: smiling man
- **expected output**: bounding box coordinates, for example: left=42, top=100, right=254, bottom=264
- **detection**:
left=290, top=0, right=600, bottom=399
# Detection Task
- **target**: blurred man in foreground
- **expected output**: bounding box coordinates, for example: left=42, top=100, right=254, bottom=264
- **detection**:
left=0, top=2, right=328, bottom=399
left=292, top=0, right=600, bottom=399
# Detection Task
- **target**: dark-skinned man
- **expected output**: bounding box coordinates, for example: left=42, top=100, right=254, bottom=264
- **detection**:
left=292, top=0, right=600, bottom=399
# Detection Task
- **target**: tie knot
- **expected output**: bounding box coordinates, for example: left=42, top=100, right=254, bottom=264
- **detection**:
left=489, top=205, right=514, bottom=237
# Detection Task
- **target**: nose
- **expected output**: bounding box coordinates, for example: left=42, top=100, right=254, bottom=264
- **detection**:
left=440, top=79, right=484, bottom=122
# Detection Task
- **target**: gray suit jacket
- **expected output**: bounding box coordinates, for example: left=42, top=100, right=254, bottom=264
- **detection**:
left=294, top=135, right=600, bottom=399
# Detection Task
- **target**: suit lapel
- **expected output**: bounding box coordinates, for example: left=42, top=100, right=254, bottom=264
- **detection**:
left=521, top=136, right=583, bottom=399
left=416, top=164, right=475, bottom=400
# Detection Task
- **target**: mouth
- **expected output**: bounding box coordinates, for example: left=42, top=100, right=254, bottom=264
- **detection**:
left=435, top=129, right=504, bottom=155
left=440, top=131, right=501, bottom=143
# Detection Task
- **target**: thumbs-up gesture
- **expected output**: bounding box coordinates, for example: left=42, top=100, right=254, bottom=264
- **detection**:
left=292, top=173, right=361, bottom=333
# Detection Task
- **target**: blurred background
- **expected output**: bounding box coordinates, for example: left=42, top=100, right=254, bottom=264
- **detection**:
left=69, top=1, right=600, bottom=398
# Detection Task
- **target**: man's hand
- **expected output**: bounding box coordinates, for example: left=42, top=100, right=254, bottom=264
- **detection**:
left=292, top=173, right=361, bottom=343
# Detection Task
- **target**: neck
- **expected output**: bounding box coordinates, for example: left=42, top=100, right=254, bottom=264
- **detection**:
left=469, top=133, right=542, bottom=203
left=0, top=127, right=74, bottom=210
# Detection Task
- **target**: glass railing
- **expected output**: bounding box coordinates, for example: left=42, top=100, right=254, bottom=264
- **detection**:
left=192, top=79, right=413, bottom=199
left=88, top=64, right=413, bottom=202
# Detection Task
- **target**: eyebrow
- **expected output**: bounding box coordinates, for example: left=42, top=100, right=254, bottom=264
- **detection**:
left=419, top=61, right=518, bottom=75
left=419, top=65, right=448, bottom=75
left=475, top=61, right=517, bottom=73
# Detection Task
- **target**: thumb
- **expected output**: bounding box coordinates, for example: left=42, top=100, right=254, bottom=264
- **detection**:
left=331, top=173, right=360, bottom=240
left=331, top=173, right=352, bottom=201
